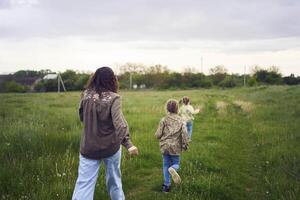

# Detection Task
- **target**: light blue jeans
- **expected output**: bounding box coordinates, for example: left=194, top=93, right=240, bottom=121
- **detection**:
left=163, top=154, right=180, bottom=186
left=186, top=121, right=193, bottom=139
left=72, top=148, right=124, bottom=200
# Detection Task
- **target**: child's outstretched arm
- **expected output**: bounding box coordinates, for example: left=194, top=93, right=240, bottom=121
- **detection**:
left=190, top=105, right=200, bottom=115
left=155, top=118, right=164, bottom=139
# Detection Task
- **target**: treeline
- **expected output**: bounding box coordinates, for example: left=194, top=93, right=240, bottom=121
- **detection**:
left=118, top=64, right=300, bottom=89
left=0, top=64, right=299, bottom=93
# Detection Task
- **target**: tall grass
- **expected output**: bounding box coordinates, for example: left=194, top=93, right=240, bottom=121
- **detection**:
left=0, top=86, right=299, bottom=200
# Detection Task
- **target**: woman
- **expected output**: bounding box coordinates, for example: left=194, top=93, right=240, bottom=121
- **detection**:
left=72, top=67, right=138, bottom=200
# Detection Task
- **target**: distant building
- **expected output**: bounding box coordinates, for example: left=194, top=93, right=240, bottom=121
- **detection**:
left=140, top=84, right=146, bottom=89
left=43, top=74, right=58, bottom=80
left=0, top=75, right=13, bottom=86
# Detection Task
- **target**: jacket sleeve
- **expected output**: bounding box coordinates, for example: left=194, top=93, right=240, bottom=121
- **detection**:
left=111, top=96, right=133, bottom=149
left=178, top=107, right=183, bottom=116
left=189, top=105, right=199, bottom=114
left=155, top=119, right=164, bottom=139
left=79, top=99, right=83, bottom=122
left=181, top=123, right=189, bottom=150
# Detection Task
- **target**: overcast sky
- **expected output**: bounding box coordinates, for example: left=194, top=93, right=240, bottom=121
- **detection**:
left=0, top=0, right=300, bottom=75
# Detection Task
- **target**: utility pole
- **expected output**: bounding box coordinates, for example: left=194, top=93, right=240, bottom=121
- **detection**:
left=201, top=56, right=203, bottom=74
left=60, top=74, right=66, bottom=92
left=129, top=73, right=132, bottom=90
left=243, top=66, right=246, bottom=87
left=58, top=74, right=60, bottom=92
left=57, top=73, right=66, bottom=92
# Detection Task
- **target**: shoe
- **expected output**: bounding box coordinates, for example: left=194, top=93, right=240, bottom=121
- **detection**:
left=168, top=167, right=181, bottom=184
left=162, top=184, right=170, bottom=193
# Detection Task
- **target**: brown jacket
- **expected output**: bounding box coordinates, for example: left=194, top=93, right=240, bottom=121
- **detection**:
left=79, top=89, right=133, bottom=159
left=155, top=114, right=189, bottom=155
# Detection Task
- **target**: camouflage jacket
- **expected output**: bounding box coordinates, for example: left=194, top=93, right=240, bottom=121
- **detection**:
left=155, top=114, right=189, bottom=155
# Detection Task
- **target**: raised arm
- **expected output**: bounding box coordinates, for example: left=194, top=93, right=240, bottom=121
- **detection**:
left=111, top=96, right=133, bottom=150
left=189, top=105, right=199, bottom=115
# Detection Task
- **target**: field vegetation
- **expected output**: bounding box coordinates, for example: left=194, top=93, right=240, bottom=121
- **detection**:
left=0, top=86, right=299, bottom=200
left=1, top=65, right=300, bottom=93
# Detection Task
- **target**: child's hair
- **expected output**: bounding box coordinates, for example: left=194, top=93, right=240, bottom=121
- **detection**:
left=166, top=99, right=179, bottom=114
left=182, top=96, right=190, bottom=105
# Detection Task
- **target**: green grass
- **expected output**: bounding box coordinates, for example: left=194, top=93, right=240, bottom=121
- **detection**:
left=0, top=86, right=299, bottom=200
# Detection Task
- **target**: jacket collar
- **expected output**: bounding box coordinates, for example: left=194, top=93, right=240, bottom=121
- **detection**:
left=167, top=113, right=181, bottom=121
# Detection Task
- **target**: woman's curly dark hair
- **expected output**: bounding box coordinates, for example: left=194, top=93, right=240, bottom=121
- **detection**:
left=85, top=67, right=119, bottom=94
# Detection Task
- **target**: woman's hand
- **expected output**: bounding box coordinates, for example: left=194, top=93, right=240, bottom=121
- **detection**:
left=128, top=146, right=139, bottom=156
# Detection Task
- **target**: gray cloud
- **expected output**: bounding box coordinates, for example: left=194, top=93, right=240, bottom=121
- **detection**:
left=0, top=0, right=300, bottom=41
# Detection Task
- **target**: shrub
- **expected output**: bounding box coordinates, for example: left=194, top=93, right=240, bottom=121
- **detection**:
left=34, top=81, right=46, bottom=92
left=283, top=74, right=299, bottom=85
left=198, top=78, right=213, bottom=88
left=219, top=76, right=237, bottom=88
left=248, top=77, right=257, bottom=87
left=254, top=68, right=283, bottom=85
left=2, top=80, right=29, bottom=93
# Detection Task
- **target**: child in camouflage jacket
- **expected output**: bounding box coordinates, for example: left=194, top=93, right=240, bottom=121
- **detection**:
left=155, top=99, right=189, bottom=193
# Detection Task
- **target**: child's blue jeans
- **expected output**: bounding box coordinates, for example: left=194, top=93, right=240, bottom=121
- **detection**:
left=186, top=121, right=193, bottom=139
left=163, top=154, right=180, bottom=186
left=72, top=148, right=124, bottom=200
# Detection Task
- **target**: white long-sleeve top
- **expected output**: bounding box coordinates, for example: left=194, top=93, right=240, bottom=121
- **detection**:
left=178, top=104, right=199, bottom=123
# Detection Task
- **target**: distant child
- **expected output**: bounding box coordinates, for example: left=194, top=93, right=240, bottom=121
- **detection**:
left=155, top=99, right=189, bottom=193
left=179, top=96, right=200, bottom=140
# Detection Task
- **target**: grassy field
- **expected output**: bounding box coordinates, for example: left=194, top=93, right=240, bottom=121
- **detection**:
left=0, top=86, right=299, bottom=200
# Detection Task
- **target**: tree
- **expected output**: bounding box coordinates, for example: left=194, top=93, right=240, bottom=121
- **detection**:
left=209, top=65, right=228, bottom=86
left=209, top=65, right=228, bottom=74
left=13, top=70, right=40, bottom=78
left=147, top=64, right=169, bottom=74
left=61, top=70, right=78, bottom=91
left=219, top=76, right=237, bottom=88
left=119, top=63, right=146, bottom=74
left=74, top=74, right=90, bottom=90
left=167, top=73, right=182, bottom=89
left=255, top=69, right=268, bottom=83
left=254, top=67, right=282, bottom=84
left=283, top=74, right=300, bottom=85
left=182, top=73, right=207, bottom=88
left=183, top=67, right=197, bottom=74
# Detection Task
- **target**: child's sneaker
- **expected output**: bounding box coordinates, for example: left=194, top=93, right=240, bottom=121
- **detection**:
left=162, top=184, right=170, bottom=193
left=168, top=167, right=181, bottom=184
